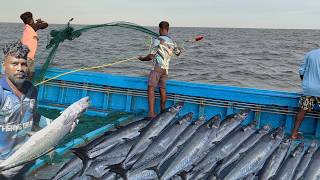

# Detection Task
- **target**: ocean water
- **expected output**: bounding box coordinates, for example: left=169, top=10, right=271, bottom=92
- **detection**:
left=1, top=22, right=320, bottom=92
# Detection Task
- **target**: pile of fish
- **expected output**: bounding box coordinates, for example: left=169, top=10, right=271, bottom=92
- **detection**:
left=50, top=102, right=320, bottom=180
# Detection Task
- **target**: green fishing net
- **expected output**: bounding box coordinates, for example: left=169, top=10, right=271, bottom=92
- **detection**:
left=34, top=21, right=159, bottom=84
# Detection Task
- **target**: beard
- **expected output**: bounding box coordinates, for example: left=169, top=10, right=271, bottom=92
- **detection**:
left=8, top=74, right=27, bottom=89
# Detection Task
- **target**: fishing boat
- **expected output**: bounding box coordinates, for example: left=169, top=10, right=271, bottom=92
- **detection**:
left=27, top=65, right=320, bottom=174
left=20, top=21, right=319, bottom=176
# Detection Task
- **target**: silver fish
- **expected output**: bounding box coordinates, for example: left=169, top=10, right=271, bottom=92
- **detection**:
left=0, top=97, right=89, bottom=172
left=293, top=141, right=318, bottom=180
left=83, top=119, right=149, bottom=159
left=52, top=156, right=83, bottom=180
left=302, top=144, right=320, bottom=180
left=122, top=102, right=184, bottom=169
left=214, top=125, right=270, bottom=177
left=160, top=114, right=221, bottom=180
left=157, top=116, right=206, bottom=171
left=223, top=126, right=284, bottom=180
left=131, top=113, right=193, bottom=172
left=259, top=138, right=292, bottom=180
left=274, top=142, right=305, bottom=180
left=191, top=121, right=257, bottom=179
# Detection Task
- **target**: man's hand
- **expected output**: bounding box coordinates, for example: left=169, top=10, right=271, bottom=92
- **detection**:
left=138, top=54, right=154, bottom=61
left=35, top=19, right=48, bottom=30
left=36, top=18, right=43, bottom=23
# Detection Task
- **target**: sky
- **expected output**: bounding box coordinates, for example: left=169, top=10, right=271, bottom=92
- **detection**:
left=1, top=0, right=320, bottom=29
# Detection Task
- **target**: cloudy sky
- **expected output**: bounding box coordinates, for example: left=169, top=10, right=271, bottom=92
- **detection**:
left=1, top=0, right=320, bottom=29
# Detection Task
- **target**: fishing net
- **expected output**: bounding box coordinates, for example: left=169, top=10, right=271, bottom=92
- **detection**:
left=33, top=21, right=159, bottom=84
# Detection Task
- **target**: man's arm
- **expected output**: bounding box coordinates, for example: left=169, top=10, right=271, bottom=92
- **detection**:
left=31, top=87, right=52, bottom=131
left=138, top=54, right=155, bottom=61
left=299, top=54, right=309, bottom=81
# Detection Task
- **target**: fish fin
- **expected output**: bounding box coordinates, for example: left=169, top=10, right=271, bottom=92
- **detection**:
left=109, top=164, right=128, bottom=180
left=149, top=136, right=158, bottom=141
left=71, top=147, right=92, bottom=176
left=179, top=171, right=188, bottom=180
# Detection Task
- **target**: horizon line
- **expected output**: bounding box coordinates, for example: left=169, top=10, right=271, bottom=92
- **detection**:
left=1, top=21, right=319, bottom=31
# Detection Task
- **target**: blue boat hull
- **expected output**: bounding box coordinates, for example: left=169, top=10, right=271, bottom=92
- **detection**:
left=37, top=68, right=320, bottom=138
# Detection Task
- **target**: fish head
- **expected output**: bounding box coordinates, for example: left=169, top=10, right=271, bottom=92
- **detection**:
left=308, top=141, right=318, bottom=153
left=193, top=116, right=206, bottom=125
left=281, top=137, right=292, bottom=147
left=168, top=102, right=184, bottom=113
left=272, top=126, right=284, bottom=140
left=292, top=142, right=305, bottom=157
left=178, top=112, right=193, bottom=124
left=62, top=97, right=90, bottom=128
left=207, top=114, right=221, bottom=128
left=259, top=124, right=271, bottom=134
left=243, top=121, right=257, bottom=131
left=237, top=108, right=250, bottom=119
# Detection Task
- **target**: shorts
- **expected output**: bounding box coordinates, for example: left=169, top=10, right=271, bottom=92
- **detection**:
left=299, top=96, right=320, bottom=111
left=148, top=68, right=168, bottom=88
left=27, top=58, right=35, bottom=73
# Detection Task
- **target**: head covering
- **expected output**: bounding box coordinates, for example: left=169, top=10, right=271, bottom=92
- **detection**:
left=20, top=12, right=33, bottom=24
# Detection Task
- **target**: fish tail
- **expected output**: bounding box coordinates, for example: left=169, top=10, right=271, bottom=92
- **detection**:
left=109, top=164, right=128, bottom=180
left=71, top=147, right=92, bottom=176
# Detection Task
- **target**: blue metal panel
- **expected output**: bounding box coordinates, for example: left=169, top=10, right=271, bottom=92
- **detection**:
left=180, top=102, right=199, bottom=119
left=132, top=96, right=148, bottom=113
left=300, top=117, right=317, bottom=135
left=87, top=91, right=104, bottom=109
left=43, top=85, right=60, bottom=102
left=260, top=113, right=286, bottom=129
left=41, top=68, right=300, bottom=107
left=204, top=106, right=225, bottom=121
left=125, top=96, right=132, bottom=112
left=109, top=93, right=127, bottom=110
left=64, top=88, right=83, bottom=104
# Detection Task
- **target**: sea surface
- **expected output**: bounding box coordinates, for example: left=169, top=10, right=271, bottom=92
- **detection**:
left=1, top=22, right=320, bottom=92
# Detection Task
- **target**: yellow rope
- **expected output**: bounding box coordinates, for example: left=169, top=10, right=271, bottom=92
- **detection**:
left=35, top=56, right=139, bottom=86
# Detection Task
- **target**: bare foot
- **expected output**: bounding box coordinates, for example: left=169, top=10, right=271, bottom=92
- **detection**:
left=144, top=113, right=156, bottom=120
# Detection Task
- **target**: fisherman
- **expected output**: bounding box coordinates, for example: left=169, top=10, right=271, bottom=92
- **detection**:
left=0, top=41, right=52, bottom=179
left=291, top=48, right=320, bottom=139
left=139, top=21, right=181, bottom=119
left=20, top=11, right=48, bottom=80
